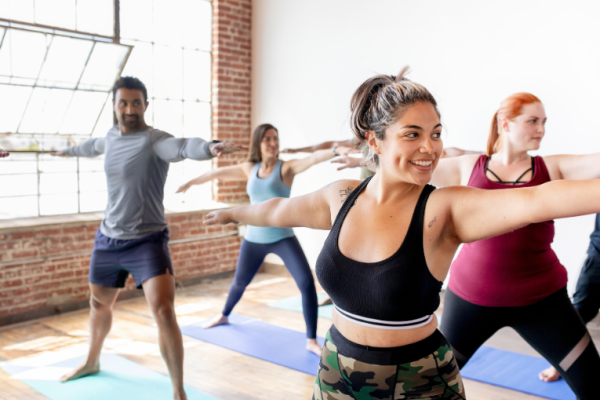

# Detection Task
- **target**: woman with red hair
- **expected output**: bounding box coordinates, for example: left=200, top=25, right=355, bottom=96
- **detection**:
left=431, top=93, right=600, bottom=397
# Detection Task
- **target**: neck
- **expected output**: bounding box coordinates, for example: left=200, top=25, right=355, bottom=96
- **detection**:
left=368, top=168, right=421, bottom=204
left=119, top=122, right=149, bottom=134
left=261, top=156, right=278, bottom=167
left=493, top=141, right=529, bottom=165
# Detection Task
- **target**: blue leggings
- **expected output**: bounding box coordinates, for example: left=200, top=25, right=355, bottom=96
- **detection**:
left=222, top=236, right=318, bottom=339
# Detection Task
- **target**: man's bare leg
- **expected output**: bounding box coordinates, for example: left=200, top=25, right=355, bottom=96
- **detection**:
left=61, top=284, right=120, bottom=382
left=143, top=271, right=187, bottom=400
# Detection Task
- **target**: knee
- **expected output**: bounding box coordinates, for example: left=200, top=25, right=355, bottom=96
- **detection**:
left=152, top=303, right=177, bottom=325
left=89, top=294, right=112, bottom=311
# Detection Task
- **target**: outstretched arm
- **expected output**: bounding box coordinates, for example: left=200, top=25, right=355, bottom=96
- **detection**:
left=285, top=147, right=353, bottom=176
left=448, top=179, right=600, bottom=244
left=281, top=139, right=354, bottom=154
left=52, top=138, right=106, bottom=157
left=204, top=183, right=334, bottom=230
left=153, top=132, right=247, bottom=162
left=544, top=153, right=600, bottom=180
left=177, top=162, right=252, bottom=193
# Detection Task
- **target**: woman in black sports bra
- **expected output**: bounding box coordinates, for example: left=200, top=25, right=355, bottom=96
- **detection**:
left=204, top=68, right=600, bottom=399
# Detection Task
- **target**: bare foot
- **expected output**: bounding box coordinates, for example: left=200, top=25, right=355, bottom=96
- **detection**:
left=60, top=361, right=100, bottom=382
left=539, top=366, right=561, bottom=382
left=202, top=313, right=229, bottom=329
left=306, top=339, right=322, bottom=357
left=318, top=296, right=333, bottom=307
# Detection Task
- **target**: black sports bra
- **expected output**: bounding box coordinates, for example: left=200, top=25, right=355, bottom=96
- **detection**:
left=315, top=177, right=442, bottom=330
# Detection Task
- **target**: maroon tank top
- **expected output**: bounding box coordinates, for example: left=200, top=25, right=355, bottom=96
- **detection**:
left=448, top=155, right=568, bottom=307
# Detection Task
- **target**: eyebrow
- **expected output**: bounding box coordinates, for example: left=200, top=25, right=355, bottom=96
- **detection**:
left=400, top=123, right=442, bottom=130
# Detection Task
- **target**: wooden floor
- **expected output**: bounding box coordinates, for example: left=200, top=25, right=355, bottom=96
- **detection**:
left=0, top=270, right=599, bottom=400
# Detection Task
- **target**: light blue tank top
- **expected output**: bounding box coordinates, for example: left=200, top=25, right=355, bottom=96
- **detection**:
left=245, top=160, right=295, bottom=244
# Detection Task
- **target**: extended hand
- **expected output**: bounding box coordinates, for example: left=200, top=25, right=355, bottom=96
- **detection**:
left=280, top=148, right=301, bottom=154
left=50, top=151, right=68, bottom=157
left=0, top=149, right=9, bottom=158
left=331, top=155, right=364, bottom=171
left=176, top=181, right=194, bottom=193
left=203, top=210, right=238, bottom=225
left=210, top=142, right=248, bottom=157
left=335, top=146, right=361, bottom=156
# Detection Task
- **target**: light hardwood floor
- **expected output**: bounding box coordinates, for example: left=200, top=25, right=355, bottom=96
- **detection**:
left=0, top=270, right=598, bottom=400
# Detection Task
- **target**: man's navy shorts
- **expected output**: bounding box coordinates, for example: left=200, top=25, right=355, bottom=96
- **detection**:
left=89, top=228, right=174, bottom=289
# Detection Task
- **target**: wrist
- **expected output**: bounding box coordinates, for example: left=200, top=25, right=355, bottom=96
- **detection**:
left=332, top=145, right=339, bottom=157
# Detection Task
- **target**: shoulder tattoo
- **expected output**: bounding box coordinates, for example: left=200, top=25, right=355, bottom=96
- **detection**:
left=340, top=186, right=355, bottom=203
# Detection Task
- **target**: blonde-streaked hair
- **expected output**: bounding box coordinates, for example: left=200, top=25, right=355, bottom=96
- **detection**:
left=349, top=67, right=439, bottom=165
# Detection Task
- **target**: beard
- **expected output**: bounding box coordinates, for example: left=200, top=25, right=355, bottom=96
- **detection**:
left=120, top=114, right=142, bottom=130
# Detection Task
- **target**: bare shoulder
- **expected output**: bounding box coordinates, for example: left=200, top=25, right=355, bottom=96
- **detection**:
left=322, top=179, right=363, bottom=204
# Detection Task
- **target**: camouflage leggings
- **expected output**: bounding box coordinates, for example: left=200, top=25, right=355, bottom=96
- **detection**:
left=314, top=327, right=465, bottom=400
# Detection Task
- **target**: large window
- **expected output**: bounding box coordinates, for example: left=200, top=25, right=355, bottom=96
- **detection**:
left=0, top=0, right=213, bottom=219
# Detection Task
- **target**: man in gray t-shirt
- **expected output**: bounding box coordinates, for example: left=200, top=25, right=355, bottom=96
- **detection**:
left=54, top=77, right=244, bottom=400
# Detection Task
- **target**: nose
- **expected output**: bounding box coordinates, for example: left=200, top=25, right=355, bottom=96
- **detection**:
left=420, top=137, right=435, bottom=154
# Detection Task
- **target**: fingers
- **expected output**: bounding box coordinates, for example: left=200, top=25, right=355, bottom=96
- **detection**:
left=337, top=165, right=348, bottom=171
left=330, top=159, right=342, bottom=164
left=203, top=212, right=216, bottom=225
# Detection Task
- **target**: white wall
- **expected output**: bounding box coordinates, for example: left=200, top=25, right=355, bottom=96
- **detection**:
left=252, top=0, right=600, bottom=295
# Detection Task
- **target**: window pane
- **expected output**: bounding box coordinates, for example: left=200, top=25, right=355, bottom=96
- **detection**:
left=183, top=0, right=211, bottom=51
left=79, top=42, right=130, bottom=91
left=0, top=196, right=38, bottom=219
left=121, top=40, right=153, bottom=98
left=120, top=0, right=153, bottom=42
left=0, top=84, right=32, bottom=133
left=0, top=0, right=35, bottom=23
left=183, top=101, right=210, bottom=140
left=153, top=0, right=183, bottom=47
left=40, top=171, right=77, bottom=195
left=38, top=155, right=76, bottom=173
left=37, top=36, right=93, bottom=89
left=34, top=0, right=76, bottom=30
left=153, top=45, right=182, bottom=100
left=0, top=29, right=48, bottom=85
left=79, top=171, right=106, bottom=192
left=40, top=193, right=78, bottom=215
left=153, top=99, right=182, bottom=136
left=92, top=97, right=115, bottom=137
left=80, top=190, right=106, bottom=212
left=76, top=0, right=114, bottom=36
left=19, top=88, right=73, bottom=134
left=60, top=91, right=108, bottom=134
left=0, top=173, right=37, bottom=196
left=79, top=156, right=104, bottom=172
left=0, top=156, right=37, bottom=175
left=35, top=135, right=71, bottom=152
left=183, top=49, right=211, bottom=102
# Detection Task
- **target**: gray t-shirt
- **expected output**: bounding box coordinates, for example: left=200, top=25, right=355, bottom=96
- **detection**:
left=64, top=125, right=214, bottom=239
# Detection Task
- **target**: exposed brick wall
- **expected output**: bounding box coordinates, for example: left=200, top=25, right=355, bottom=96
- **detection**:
left=0, top=212, right=242, bottom=324
left=211, top=0, right=252, bottom=203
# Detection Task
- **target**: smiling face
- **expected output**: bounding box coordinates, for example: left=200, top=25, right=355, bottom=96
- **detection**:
left=113, top=88, right=148, bottom=133
left=369, top=101, right=443, bottom=185
left=502, top=102, right=546, bottom=152
left=260, top=129, right=280, bottom=159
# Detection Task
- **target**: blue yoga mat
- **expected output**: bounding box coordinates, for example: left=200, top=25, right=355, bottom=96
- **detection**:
left=0, top=352, right=216, bottom=400
left=462, top=346, right=575, bottom=400
left=267, top=294, right=333, bottom=319
left=182, top=314, right=325, bottom=375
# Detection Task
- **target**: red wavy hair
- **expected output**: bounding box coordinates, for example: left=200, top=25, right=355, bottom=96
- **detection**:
left=487, top=93, right=542, bottom=156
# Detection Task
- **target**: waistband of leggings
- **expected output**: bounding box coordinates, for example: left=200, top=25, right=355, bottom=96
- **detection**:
left=328, top=324, right=447, bottom=365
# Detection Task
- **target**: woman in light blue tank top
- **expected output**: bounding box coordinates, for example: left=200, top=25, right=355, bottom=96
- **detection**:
left=177, top=123, right=353, bottom=356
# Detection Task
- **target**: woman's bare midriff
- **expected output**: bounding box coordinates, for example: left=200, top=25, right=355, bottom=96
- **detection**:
left=332, top=309, right=439, bottom=348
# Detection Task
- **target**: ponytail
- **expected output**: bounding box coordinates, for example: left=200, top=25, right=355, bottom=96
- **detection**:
left=487, top=111, right=500, bottom=156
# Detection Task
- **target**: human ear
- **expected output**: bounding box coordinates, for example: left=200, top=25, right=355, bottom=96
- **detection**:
left=500, top=117, right=510, bottom=133
left=366, top=131, right=381, bottom=155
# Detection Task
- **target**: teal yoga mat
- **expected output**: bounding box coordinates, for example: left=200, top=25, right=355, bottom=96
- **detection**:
left=267, top=294, right=333, bottom=319
left=0, top=352, right=216, bottom=400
